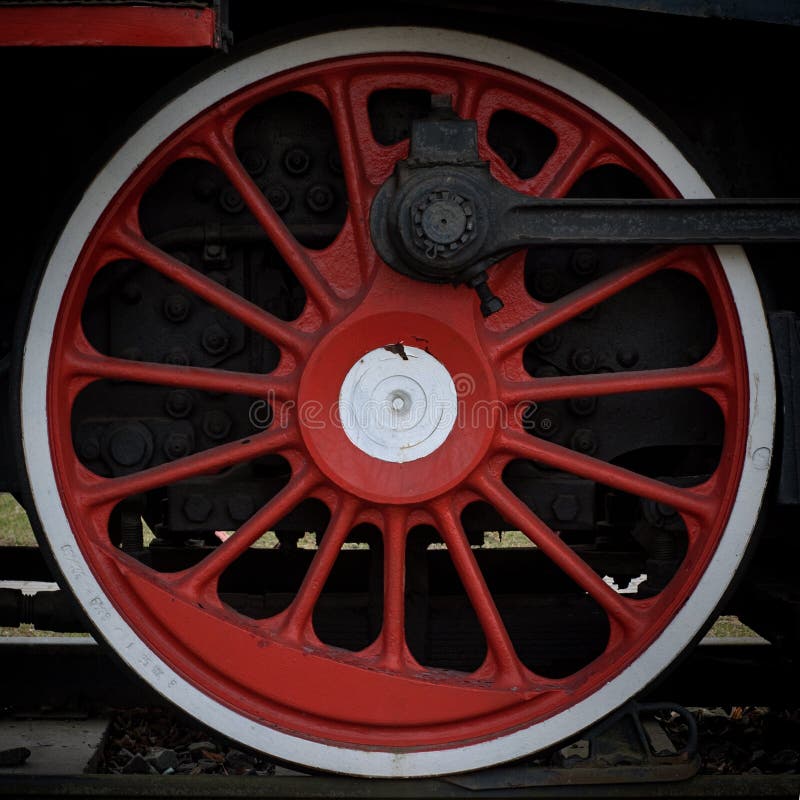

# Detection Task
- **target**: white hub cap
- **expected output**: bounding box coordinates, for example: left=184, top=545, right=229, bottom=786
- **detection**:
left=339, top=345, right=458, bottom=463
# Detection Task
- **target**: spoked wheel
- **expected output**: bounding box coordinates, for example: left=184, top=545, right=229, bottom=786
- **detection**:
left=20, top=28, right=774, bottom=776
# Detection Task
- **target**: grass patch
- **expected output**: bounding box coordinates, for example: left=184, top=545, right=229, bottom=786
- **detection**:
left=0, top=493, right=35, bottom=546
left=0, top=623, right=88, bottom=638
left=708, top=615, right=759, bottom=639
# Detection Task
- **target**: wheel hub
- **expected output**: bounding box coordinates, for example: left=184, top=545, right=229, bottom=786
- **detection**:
left=339, top=345, right=457, bottom=463
left=297, top=306, right=496, bottom=504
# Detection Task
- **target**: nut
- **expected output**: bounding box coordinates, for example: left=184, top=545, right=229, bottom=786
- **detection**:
left=284, top=147, right=311, bottom=175
left=412, top=190, right=476, bottom=259
left=184, top=495, right=213, bottom=523
left=220, top=186, right=244, bottom=214
left=165, top=390, right=193, bottom=419
left=266, top=184, right=291, bottom=213
left=552, top=494, right=579, bottom=522
left=203, top=409, right=232, bottom=440
left=163, top=294, right=190, bottom=323
left=163, top=432, right=191, bottom=460
left=201, top=324, right=230, bottom=356
left=305, top=183, right=334, bottom=213
left=571, top=428, right=597, bottom=454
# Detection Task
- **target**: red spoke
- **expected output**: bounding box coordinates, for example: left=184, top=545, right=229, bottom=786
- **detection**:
left=205, top=131, right=339, bottom=318
left=527, top=136, right=603, bottom=198
left=175, top=467, right=320, bottom=595
left=455, top=75, right=483, bottom=119
left=85, top=424, right=299, bottom=507
left=501, top=362, right=732, bottom=405
left=115, top=230, right=312, bottom=356
left=433, top=502, right=526, bottom=686
left=472, top=472, right=640, bottom=632
left=379, top=506, right=409, bottom=670
left=280, top=494, right=360, bottom=641
left=497, top=428, right=714, bottom=522
left=323, top=76, right=375, bottom=272
left=66, top=347, right=295, bottom=400
left=491, top=248, right=684, bottom=357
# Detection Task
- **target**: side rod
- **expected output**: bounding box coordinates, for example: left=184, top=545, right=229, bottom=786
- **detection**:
left=496, top=198, right=800, bottom=247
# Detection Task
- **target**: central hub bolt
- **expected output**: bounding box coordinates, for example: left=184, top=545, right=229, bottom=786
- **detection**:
left=339, top=345, right=457, bottom=463
left=412, top=190, right=475, bottom=259
left=421, top=200, right=468, bottom=244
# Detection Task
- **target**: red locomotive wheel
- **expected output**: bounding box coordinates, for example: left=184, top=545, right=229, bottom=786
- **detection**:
left=20, top=28, right=774, bottom=776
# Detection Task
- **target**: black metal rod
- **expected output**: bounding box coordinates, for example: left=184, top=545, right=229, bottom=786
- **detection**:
left=498, top=198, right=800, bottom=246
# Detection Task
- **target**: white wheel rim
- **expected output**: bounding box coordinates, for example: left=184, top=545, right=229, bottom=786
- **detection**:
left=20, top=27, right=775, bottom=777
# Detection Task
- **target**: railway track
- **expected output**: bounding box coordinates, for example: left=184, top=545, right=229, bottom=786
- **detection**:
left=0, top=636, right=797, bottom=799
left=1, top=774, right=799, bottom=800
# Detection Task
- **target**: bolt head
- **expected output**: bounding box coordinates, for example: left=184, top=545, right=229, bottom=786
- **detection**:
left=571, top=248, right=598, bottom=277
left=284, top=147, right=311, bottom=175
left=480, top=294, right=504, bottom=317
left=552, top=494, right=580, bottom=522
left=656, top=502, right=677, bottom=518
left=228, top=495, right=255, bottom=523
left=165, top=390, right=193, bottom=419
left=534, top=331, right=561, bottom=355
left=569, top=396, right=597, bottom=417
left=220, top=186, right=244, bottom=214
left=164, top=294, right=190, bottom=323
left=533, top=269, right=560, bottom=300
left=79, top=437, right=101, bottom=461
left=164, top=349, right=190, bottom=366
left=203, top=243, right=226, bottom=262
left=163, top=432, right=191, bottom=460
left=184, top=494, right=213, bottom=524
left=109, top=425, right=150, bottom=467
left=571, top=348, right=596, bottom=373
left=202, top=324, right=230, bottom=356
left=203, top=409, right=232, bottom=440
left=411, top=190, right=476, bottom=258
left=571, top=428, right=597, bottom=454
left=616, top=348, right=639, bottom=369
left=266, top=185, right=291, bottom=213
left=241, top=148, right=266, bottom=176
left=306, top=183, right=334, bottom=213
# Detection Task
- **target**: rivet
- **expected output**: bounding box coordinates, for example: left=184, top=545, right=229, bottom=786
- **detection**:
left=571, top=428, right=597, bottom=454
left=220, top=186, right=244, bottom=214
left=616, top=348, right=639, bottom=369
left=284, top=147, right=311, bottom=176
left=266, top=185, right=291, bottom=213
left=240, top=148, right=267, bottom=176
left=571, top=348, right=597, bottom=373
left=571, top=248, right=599, bottom=277
left=202, top=324, right=230, bottom=356
left=306, top=183, right=334, bottom=213
left=163, top=294, right=190, bottom=323
left=203, top=409, right=232, bottom=440
left=163, top=432, right=191, bottom=461
left=165, top=390, right=193, bottom=419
